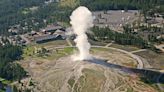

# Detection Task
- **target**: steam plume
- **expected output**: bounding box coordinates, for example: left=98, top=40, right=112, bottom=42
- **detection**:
left=70, top=6, right=93, bottom=61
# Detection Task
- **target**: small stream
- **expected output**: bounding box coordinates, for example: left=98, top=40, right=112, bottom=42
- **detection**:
left=0, top=84, right=12, bottom=92
left=6, top=86, right=12, bottom=92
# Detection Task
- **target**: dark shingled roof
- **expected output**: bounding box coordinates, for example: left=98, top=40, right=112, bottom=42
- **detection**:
left=34, top=34, right=63, bottom=43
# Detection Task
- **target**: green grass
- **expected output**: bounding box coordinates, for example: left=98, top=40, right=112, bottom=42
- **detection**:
left=89, top=40, right=107, bottom=46
left=22, top=40, right=69, bottom=57
left=46, top=47, right=74, bottom=60
left=135, top=50, right=164, bottom=69
left=39, top=40, right=68, bottom=47
left=0, top=89, right=5, bottom=92
left=76, top=68, right=105, bottom=92
left=63, top=47, right=74, bottom=54
left=46, top=52, right=65, bottom=60
left=23, top=45, right=36, bottom=58
left=22, top=40, right=75, bottom=61
left=110, top=43, right=140, bottom=51
left=0, top=77, right=11, bottom=85
left=58, top=22, right=70, bottom=27
left=91, top=47, right=115, bottom=52
left=127, top=87, right=133, bottom=92
left=59, top=0, right=79, bottom=8
left=68, top=76, right=75, bottom=88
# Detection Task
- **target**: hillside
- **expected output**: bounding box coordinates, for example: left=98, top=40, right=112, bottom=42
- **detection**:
left=0, top=0, right=45, bottom=34
left=19, top=47, right=161, bottom=92
left=0, top=0, right=163, bottom=35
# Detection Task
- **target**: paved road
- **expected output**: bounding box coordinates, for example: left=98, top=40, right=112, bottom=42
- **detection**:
left=130, top=49, right=147, bottom=53
left=92, top=46, right=144, bottom=69
left=105, top=41, right=114, bottom=47
left=155, top=44, right=164, bottom=52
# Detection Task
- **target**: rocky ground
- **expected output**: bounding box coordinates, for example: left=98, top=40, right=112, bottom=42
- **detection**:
left=19, top=47, right=158, bottom=92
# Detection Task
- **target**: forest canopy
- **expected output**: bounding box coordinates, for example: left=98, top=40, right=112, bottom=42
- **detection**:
left=0, top=44, right=27, bottom=80
left=0, top=0, right=163, bottom=35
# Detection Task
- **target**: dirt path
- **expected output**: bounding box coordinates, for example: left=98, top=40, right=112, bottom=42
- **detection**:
left=130, top=49, right=147, bottom=53
left=20, top=45, right=161, bottom=92
left=105, top=41, right=114, bottom=47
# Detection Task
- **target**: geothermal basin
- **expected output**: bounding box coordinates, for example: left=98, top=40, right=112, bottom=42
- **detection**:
left=20, top=47, right=157, bottom=92
left=19, top=6, right=158, bottom=92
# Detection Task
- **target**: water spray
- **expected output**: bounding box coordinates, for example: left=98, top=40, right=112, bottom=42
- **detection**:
left=70, top=6, right=93, bottom=61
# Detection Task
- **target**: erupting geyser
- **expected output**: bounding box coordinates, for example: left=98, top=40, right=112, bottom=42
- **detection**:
left=70, top=6, right=94, bottom=61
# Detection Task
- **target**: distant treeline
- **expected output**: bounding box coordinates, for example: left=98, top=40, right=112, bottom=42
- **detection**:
left=80, top=0, right=164, bottom=10
left=0, top=0, right=163, bottom=35
left=90, top=27, right=149, bottom=49
left=0, top=0, right=71, bottom=35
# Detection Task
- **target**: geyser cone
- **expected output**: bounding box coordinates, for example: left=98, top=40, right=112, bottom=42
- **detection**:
left=70, top=6, right=93, bottom=61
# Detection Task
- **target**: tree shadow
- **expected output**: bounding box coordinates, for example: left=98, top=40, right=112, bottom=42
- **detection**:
left=86, top=58, right=164, bottom=85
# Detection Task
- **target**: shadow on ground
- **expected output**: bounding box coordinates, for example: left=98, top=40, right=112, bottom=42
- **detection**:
left=86, top=58, right=164, bottom=85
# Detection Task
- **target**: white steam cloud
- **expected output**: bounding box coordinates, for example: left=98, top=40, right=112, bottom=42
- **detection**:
left=70, top=6, right=93, bottom=61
